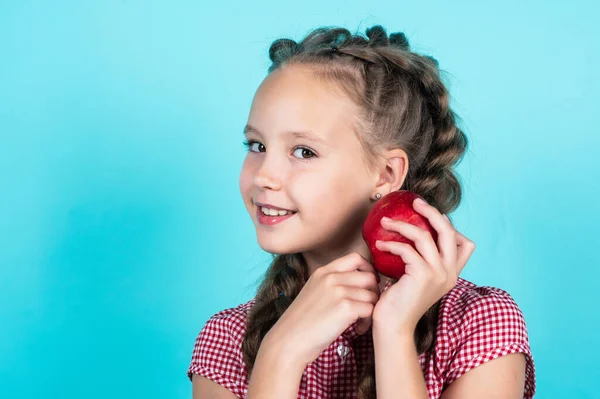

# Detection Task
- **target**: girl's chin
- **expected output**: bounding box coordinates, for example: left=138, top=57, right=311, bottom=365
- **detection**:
left=256, top=237, right=301, bottom=255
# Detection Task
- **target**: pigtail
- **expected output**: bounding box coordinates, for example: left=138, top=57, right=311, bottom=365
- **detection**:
left=241, top=253, right=307, bottom=380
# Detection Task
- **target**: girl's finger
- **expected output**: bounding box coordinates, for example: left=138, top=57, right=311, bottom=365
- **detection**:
left=412, top=200, right=458, bottom=272
left=380, top=218, right=442, bottom=270
left=375, top=240, right=430, bottom=276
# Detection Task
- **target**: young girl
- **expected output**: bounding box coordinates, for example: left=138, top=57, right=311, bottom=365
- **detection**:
left=187, top=25, right=536, bottom=399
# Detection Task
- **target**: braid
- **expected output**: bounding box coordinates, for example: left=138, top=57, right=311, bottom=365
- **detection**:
left=242, top=25, right=469, bottom=398
left=241, top=253, right=307, bottom=380
left=396, top=51, right=468, bottom=216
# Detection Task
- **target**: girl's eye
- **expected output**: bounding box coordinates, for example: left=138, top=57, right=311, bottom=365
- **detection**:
left=242, top=139, right=264, bottom=153
left=242, top=140, right=317, bottom=160
left=292, top=147, right=317, bottom=160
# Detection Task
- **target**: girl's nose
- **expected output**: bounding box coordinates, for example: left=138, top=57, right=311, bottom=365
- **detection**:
left=253, top=159, right=283, bottom=190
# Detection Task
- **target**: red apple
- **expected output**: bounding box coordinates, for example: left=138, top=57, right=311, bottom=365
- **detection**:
left=362, top=190, right=439, bottom=279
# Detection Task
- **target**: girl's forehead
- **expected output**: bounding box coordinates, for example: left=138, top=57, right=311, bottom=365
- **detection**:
left=248, top=99, right=359, bottom=145
left=256, top=66, right=354, bottom=109
left=248, top=69, right=362, bottom=147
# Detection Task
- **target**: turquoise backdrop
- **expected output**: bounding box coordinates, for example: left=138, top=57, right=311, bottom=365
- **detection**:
left=1, top=1, right=598, bottom=398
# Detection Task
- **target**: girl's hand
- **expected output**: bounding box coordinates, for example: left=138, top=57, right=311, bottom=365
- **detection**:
left=372, top=198, right=476, bottom=335
left=265, top=252, right=381, bottom=367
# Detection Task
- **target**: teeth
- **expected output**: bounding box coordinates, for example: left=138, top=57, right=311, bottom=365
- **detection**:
left=261, top=207, right=295, bottom=216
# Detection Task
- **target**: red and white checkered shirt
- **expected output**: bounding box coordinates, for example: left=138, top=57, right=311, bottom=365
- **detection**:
left=187, top=277, right=536, bottom=398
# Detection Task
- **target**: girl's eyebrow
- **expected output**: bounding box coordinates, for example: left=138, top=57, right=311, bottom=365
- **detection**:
left=243, top=124, right=328, bottom=145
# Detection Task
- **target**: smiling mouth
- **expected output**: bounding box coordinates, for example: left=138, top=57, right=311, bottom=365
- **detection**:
left=255, top=205, right=297, bottom=225
left=255, top=202, right=297, bottom=215
left=258, top=207, right=297, bottom=216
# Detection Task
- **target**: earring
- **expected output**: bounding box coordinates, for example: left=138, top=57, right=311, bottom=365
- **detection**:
left=374, top=193, right=382, bottom=200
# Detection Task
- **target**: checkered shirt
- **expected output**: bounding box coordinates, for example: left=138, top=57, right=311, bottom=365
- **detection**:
left=187, top=277, right=536, bottom=398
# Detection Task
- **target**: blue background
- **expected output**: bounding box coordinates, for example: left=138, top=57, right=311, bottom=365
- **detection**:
left=1, top=1, right=598, bottom=398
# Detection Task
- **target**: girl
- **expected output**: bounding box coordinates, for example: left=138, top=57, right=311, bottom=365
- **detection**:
left=188, top=25, right=536, bottom=399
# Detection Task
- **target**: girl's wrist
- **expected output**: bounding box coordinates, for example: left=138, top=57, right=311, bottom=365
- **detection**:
left=261, top=330, right=308, bottom=374
left=373, top=318, right=416, bottom=340
left=247, top=334, right=306, bottom=399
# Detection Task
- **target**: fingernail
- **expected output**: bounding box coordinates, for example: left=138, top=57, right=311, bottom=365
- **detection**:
left=381, top=217, right=391, bottom=223
left=415, top=198, right=427, bottom=206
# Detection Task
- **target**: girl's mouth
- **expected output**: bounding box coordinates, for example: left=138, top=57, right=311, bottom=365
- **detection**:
left=256, top=206, right=297, bottom=226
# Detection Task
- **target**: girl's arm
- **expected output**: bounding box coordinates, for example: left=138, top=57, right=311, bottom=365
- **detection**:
left=373, top=328, right=429, bottom=399
left=192, top=374, right=239, bottom=399
left=440, top=352, right=526, bottom=398
left=246, top=334, right=306, bottom=399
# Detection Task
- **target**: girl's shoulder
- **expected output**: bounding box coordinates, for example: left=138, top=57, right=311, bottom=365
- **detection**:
left=439, top=276, right=528, bottom=326
left=186, top=298, right=257, bottom=390
left=436, top=276, right=532, bottom=354
left=200, top=298, right=257, bottom=338
left=432, top=277, right=536, bottom=398
left=206, top=299, right=256, bottom=322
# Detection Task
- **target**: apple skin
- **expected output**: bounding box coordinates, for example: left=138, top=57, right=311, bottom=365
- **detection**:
left=362, top=190, right=439, bottom=279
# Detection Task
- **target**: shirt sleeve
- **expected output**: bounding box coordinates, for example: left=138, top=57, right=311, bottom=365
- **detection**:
left=444, top=288, right=536, bottom=398
left=187, top=312, right=245, bottom=398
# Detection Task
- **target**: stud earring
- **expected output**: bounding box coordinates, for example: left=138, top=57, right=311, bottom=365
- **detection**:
left=374, top=193, right=382, bottom=200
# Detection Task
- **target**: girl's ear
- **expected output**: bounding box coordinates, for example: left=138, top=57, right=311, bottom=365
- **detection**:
left=374, top=148, right=409, bottom=194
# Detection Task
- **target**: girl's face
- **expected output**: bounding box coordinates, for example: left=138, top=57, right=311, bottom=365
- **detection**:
left=239, top=64, right=379, bottom=274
